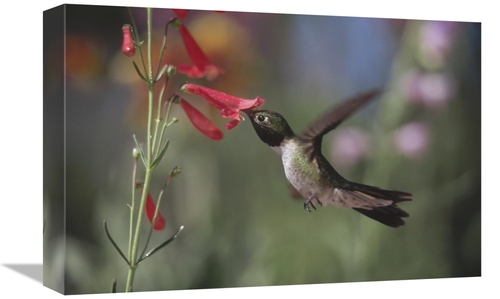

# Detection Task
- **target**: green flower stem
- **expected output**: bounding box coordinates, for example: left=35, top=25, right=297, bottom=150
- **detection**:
left=138, top=217, right=158, bottom=263
left=127, top=157, right=138, bottom=261
left=146, top=9, right=154, bottom=162
left=125, top=167, right=153, bottom=292
left=152, top=76, right=168, bottom=158
left=155, top=99, right=174, bottom=157
left=154, top=20, right=170, bottom=81
left=125, top=8, right=155, bottom=293
left=139, top=224, right=155, bottom=262
left=147, top=85, right=154, bottom=164
left=138, top=170, right=174, bottom=260
left=147, top=8, right=153, bottom=78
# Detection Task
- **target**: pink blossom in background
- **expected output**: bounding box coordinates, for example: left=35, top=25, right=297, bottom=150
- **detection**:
left=393, top=121, right=431, bottom=159
left=401, top=69, right=456, bottom=111
left=419, top=21, right=459, bottom=68
left=331, top=128, right=370, bottom=168
left=418, top=72, right=456, bottom=110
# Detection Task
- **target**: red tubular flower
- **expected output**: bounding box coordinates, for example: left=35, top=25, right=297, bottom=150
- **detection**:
left=172, top=9, right=189, bottom=19
left=146, top=192, right=166, bottom=231
left=180, top=99, right=223, bottom=140
left=177, top=24, right=224, bottom=80
left=183, top=83, right=265, bottom=129
left=121, top=25, right=136, bottom=57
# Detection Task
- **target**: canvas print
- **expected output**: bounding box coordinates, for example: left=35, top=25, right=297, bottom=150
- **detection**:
left=43, top=4, right=481, bottom=295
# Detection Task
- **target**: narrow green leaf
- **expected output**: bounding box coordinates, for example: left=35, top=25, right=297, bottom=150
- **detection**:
left=151, top=139, right=170, bottom=169
left=103, top=221, right=130, bottom=266
left=133, top=61, right=148, bottom=82
left=111, top=278, right=117, bottom=293
left=137, top=226, right=184, bottom=265
left=166, top=65, right=177, bottom=78
left=132, top=134, right=147, bottom=167
left=154, top=64, right=169, bottom=83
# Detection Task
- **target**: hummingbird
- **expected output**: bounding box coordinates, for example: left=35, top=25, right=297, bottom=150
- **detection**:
left=244, top=89, right=412, bottom=228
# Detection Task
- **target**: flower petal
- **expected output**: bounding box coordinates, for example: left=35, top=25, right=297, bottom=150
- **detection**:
left=225, top=119, right=241, bottom=130
left=177, top=64, right=205, bottom=78
left=177, top=24, right=224, bottom=80
left=183, top=83, right=266, bottom=117
left=220, top=109, right=241, bottom=120
left=146, top=193, right=166, bottom=231
left=180, top=99, right=223, bottom=140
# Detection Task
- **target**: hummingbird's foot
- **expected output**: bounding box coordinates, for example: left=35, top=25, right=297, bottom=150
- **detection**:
left=304, top=201, right=316, bottom=212
left=304, top=196, right=318, bottom=212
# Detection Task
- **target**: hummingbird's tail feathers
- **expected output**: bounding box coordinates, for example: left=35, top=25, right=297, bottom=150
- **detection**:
left=348, top=183, right=412, bottom=227
left=331, top=188, right=394, bottom=209
left=353, top=205, right=408, bottom=228
left=351, top=184, right=413, bottom=204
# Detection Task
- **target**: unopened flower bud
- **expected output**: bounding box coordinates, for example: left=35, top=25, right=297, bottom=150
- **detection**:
left=132, top=147, right=140, bottom=159
left=167, top=65, right=177, bottom=77
left=167, top=117, right=179, bottom=127
left=135, top=180, right=144, bottom=189
left=122, top=24, right=136, bottom=57
left=172, top=95, right=181, bottom=104
left=170, top=167, right=182, bottom=177
left=171, top=18, right=182, bottom=29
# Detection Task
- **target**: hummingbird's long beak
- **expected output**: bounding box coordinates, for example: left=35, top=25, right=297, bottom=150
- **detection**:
left=243, top=109, right=257, bottom=117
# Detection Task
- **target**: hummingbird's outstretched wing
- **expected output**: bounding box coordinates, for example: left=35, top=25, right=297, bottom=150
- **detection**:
left=300, top=88, right=382, bottom=161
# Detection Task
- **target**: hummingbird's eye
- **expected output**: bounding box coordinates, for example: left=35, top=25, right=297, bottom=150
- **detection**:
left=257, top=115, right=267, bottom=122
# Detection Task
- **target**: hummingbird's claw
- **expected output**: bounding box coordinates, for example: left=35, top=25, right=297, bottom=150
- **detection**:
left=304, top=197, right=317, bottom=212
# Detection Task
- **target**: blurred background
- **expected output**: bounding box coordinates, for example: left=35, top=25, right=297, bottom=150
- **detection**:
left=43, top=4, right=480, bottom=294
